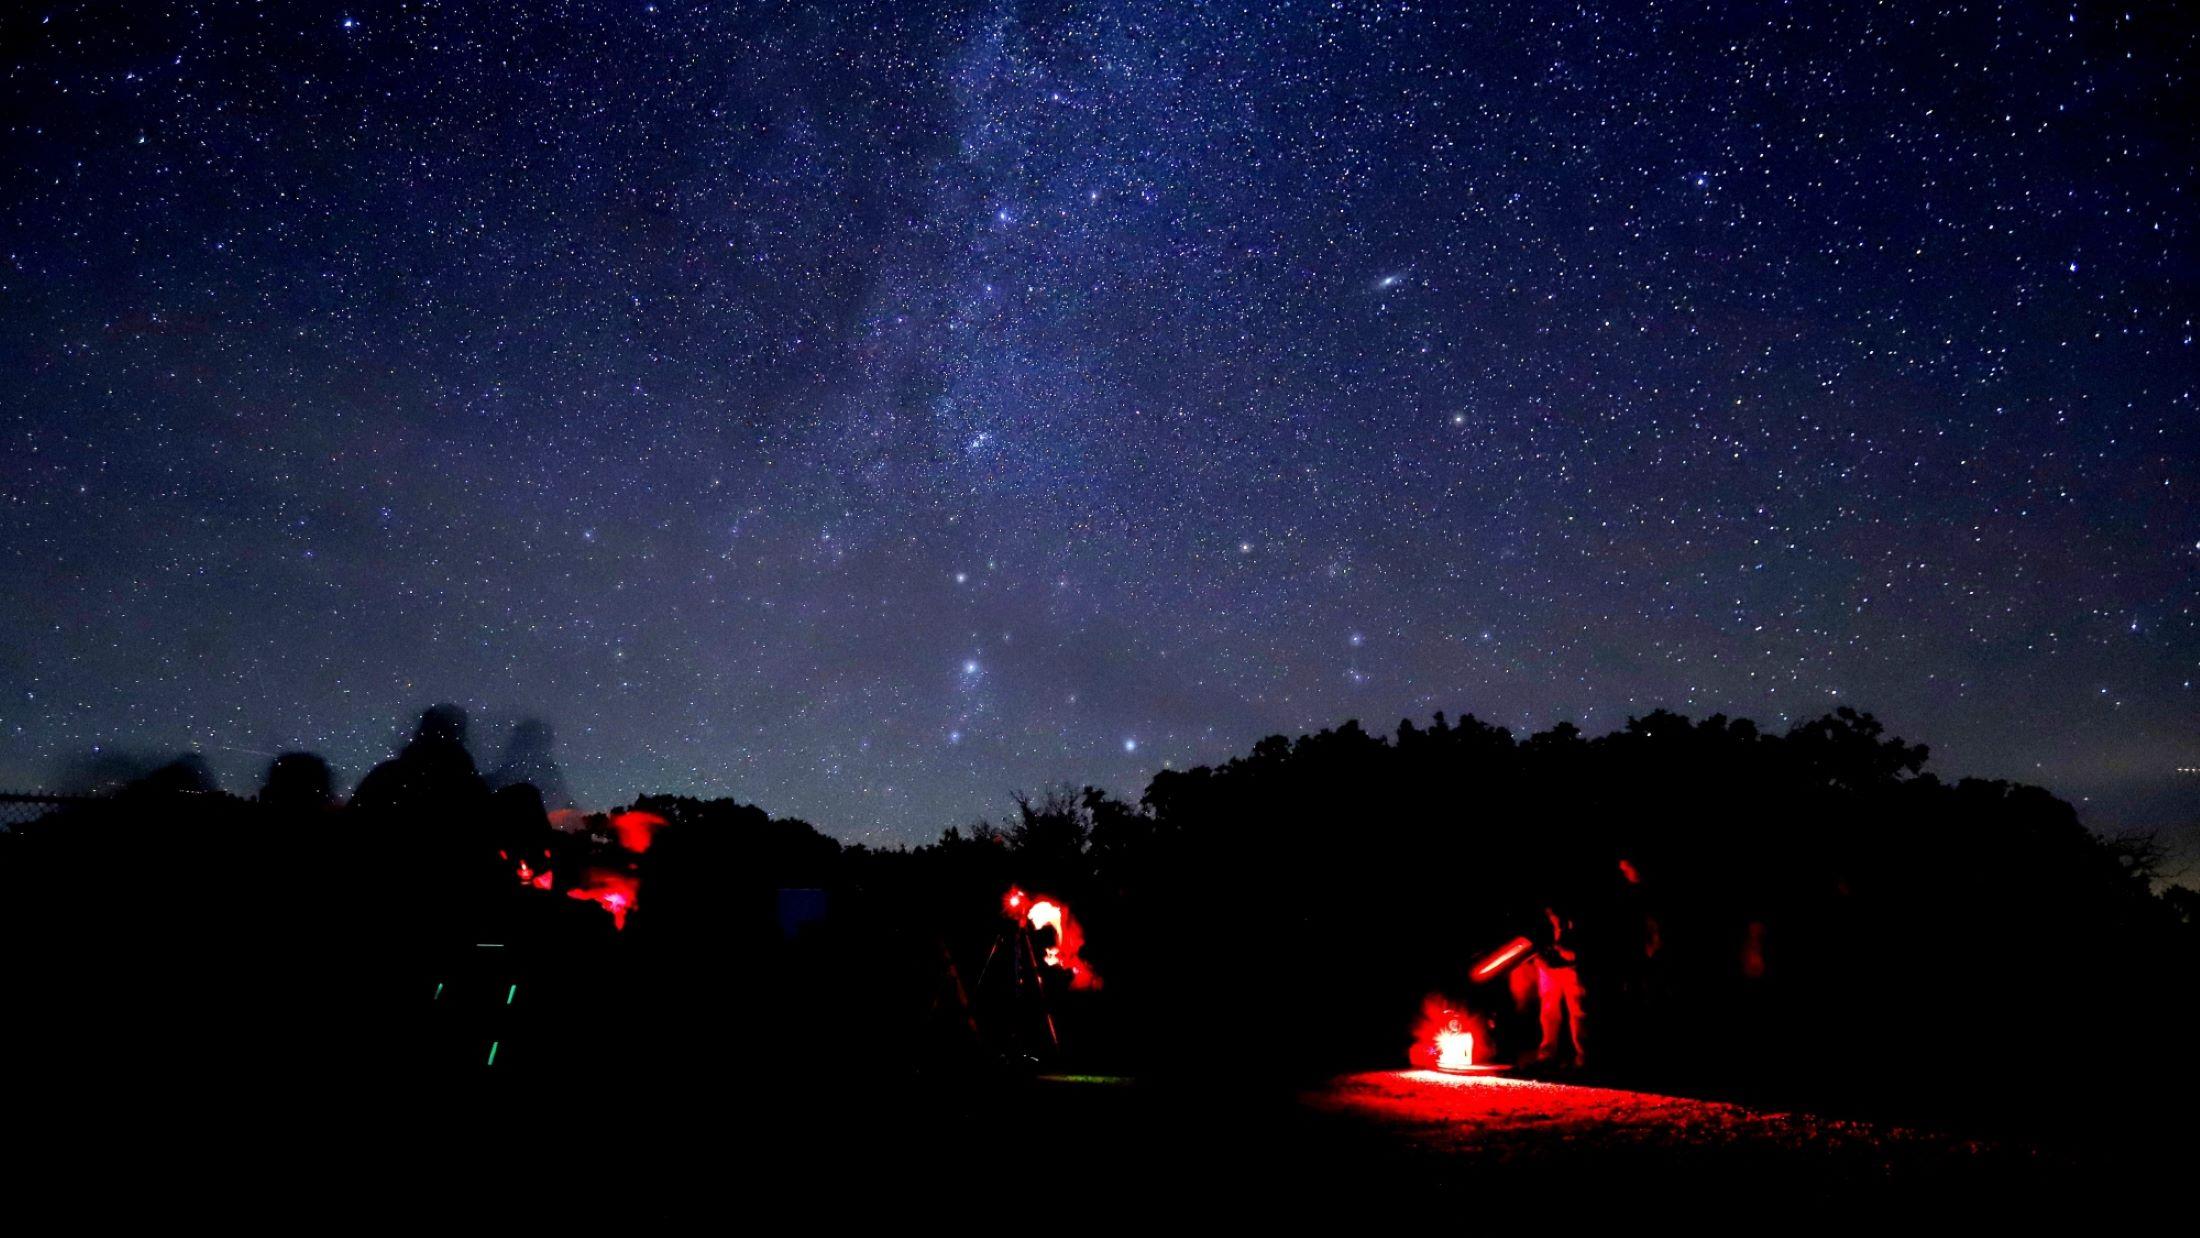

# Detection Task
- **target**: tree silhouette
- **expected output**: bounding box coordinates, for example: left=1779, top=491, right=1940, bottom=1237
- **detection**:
left=4, top=699, right=2190, bottom=1144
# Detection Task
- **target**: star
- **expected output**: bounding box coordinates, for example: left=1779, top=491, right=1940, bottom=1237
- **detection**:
left=0, top=0, right=2184, bottom=854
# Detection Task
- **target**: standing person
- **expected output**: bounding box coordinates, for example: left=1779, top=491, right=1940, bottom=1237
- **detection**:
left=1606, top=858, right=1665, bottom=1067
left=1532, top=905, right=1588, bottom=1068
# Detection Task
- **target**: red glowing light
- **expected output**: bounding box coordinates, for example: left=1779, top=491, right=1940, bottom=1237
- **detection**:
left=1470, top=936, right=1535, bottom=982
left=567, top=870, right=641, bottom=929
left=610, top=810, right=667, bottom=854
left=1410, top=994, right=1490, bottom=1072
left=1004, top=888, right=1101, bottom=990
left=531, top=869, right=555, bottom=890
left=1027, top=898, right=1063, bottom=938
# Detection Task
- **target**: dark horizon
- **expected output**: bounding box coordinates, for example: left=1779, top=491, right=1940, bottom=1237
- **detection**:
left=14, top=699, right=2193, bottom=869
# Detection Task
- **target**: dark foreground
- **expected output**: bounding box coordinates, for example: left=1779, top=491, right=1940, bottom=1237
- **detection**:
left=1306, top=1069, right=2074, bottom=1208
left=19, top=1060, right=2144, bottom=1224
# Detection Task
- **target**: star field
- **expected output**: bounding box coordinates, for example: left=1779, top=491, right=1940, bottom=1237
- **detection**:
left=2, top=2, right=2195, bottom=848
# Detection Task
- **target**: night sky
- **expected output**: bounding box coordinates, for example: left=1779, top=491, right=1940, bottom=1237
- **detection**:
left=2, top=2, right=2194, bottom=849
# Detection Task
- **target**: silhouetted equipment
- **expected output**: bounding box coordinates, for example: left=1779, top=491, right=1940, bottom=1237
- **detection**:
left=1471, top=936, right=1536, bottom=982
left=972, top=892, right=1065, bottom=1061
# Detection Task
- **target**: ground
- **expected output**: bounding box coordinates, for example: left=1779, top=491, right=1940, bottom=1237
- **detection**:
left=608, top=1064, right=2101, bottom=1221
left=14, top=1063, right=2127, bottom=1222
left=1302, top=1069, right=2067, bottom=1210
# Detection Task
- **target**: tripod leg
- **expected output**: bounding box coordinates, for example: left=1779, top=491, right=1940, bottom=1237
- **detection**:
left=969, top=932, right=1010, bottom=1049
left=1021, top=928, right=1060, bottom=1052
left=928, top=937, right=979, bottom=1037
left=974, top=932, right=1005, bottom=992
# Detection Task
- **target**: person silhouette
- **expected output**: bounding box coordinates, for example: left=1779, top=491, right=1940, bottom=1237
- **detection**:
left=1532, top=904, right=1588, bottom=1068
left=486, top=718, right=574, bottom=811
left=260, top=752, right=336, bottom=813
left=350, top=704, right=489, bottom=820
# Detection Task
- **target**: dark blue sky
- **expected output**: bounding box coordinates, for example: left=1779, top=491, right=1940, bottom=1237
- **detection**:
left=2, top=2, right=2194, bottom=850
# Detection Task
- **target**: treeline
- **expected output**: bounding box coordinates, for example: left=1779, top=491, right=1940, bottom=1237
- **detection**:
left=848, top=707, right=2197, bottom=1128
left=2, top=705, right=2193, bottom=1138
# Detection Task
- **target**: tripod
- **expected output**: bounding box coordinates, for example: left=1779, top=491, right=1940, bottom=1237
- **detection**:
left=970, top=920, right=1061, bottom=1059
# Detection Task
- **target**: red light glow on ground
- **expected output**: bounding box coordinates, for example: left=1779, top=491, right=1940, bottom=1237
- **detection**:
left=1318, top=1069, right=1770, bottom=1130
left=1297, top=1070, right=2051, bottom=1202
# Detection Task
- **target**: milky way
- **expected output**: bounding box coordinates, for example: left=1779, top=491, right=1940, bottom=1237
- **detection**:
left=2, top=2, right=2194, bottom=847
